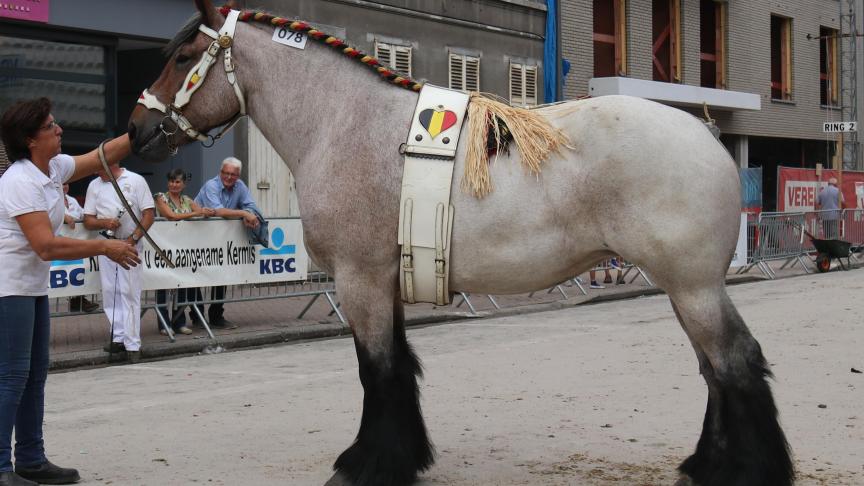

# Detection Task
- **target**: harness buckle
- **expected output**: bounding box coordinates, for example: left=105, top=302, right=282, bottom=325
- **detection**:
left=207, top=41, right=221, bottom=57
left=434, top=258, right=446, bottom=276
left=402, top=253, right=414, bottom=271
left=159, top=116, right=178, bottom=136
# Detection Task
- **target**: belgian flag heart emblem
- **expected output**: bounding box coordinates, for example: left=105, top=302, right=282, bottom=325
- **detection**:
left=186, top=72, right=201, bottom=90
left=418, top=108, right=458, bottom=139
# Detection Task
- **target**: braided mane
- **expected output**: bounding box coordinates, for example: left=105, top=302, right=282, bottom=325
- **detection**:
left=218, top=5, right=423, bottom=92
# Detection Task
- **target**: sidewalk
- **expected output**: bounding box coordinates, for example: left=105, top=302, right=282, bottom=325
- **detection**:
left=46, top=264, right=826, bottom=371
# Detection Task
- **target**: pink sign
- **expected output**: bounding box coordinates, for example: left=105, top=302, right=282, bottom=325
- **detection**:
left=0, top=0, right=50, bottom=23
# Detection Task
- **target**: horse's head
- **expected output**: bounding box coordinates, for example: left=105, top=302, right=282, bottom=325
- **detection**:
left=129, top=0, right=245, bottom=162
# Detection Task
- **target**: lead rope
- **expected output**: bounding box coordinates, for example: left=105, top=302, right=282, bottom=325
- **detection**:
left=97, top=141, right=175, bottom=268
left=107, top=264, right=119, bottom=359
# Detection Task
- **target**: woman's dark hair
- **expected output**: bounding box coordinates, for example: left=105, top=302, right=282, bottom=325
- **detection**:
left=0, top=97, right=52, bottom=161
left=167, top=168, right=187, bottom=181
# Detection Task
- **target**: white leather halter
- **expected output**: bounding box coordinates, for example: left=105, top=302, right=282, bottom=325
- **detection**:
left=137, top=9, right=246, bottom=148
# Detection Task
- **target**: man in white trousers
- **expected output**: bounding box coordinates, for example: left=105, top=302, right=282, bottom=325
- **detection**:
left=84, top=165, right=154, bottom=363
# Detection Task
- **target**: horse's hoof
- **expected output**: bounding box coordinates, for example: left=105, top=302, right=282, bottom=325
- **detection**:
left=673, top=475, right=698, bottom=486
left=324, top=471, right=352, bottom=486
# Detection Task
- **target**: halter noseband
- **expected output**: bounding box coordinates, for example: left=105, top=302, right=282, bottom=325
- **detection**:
left=137, top=9, right=246, bottom=150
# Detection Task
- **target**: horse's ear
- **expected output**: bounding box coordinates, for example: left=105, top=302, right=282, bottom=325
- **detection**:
left=194, top=0, right=223, bottom=29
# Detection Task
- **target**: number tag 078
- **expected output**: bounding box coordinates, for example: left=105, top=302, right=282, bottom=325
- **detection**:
left=272, top=27, right=308, bottom=49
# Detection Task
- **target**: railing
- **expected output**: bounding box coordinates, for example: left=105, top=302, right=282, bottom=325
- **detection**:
left=50, top=270, right=342, bottom=342
left=843, top=209, right=864, bottom=253
left=51, top=209, right=862, bottom=346
left=742, top=209, right=863, bottom=279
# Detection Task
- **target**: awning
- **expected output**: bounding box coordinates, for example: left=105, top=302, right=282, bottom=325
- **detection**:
left=589, top=77, right=761, bottom=111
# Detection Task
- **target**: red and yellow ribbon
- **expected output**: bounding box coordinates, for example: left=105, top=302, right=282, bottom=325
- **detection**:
left=220, top=5, right=423, bottom=92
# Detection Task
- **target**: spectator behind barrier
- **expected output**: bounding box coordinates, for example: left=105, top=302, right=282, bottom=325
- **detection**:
left=194, top=156, right=261, bottom=329
left=83, top=164, right=154, bottom=363
left=154, top=168, right=213, bottom=335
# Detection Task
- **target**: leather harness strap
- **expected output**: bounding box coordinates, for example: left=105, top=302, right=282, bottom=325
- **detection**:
left=433, top=203, right=452, bottom=306
left=137, top=9, right=246, bottom=148
left=401, top=199, right=415, bottom=304
left=398, top=85, right=469, bottom=305
left=130, top=11, right=248, bottom=264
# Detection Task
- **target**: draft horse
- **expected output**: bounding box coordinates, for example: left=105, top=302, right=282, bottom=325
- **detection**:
left=128, top=1, right=794, bottom=485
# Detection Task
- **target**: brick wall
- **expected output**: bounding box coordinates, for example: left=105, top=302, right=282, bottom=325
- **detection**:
left=561, top=0, right=843, bottom=141
left=561, top=0, right=593, bottom=98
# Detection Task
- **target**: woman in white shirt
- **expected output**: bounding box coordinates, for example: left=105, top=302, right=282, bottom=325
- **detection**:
left=0, top=98, right=139, bottom=486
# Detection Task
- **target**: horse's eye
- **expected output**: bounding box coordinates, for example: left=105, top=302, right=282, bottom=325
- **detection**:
left=176, top=54, right=191, bottom=64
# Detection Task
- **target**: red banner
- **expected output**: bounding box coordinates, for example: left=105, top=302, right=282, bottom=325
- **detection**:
left=778, top=166, right=864, bottom=212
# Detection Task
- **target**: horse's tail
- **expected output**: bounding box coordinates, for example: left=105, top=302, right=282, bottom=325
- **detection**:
left=463, top=93, right=572, bottom=198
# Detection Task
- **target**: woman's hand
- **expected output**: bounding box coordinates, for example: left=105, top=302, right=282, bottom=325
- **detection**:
left=201, top=207, right=216, bottom=218
left=104, top=240, right=140, bottom=269
left=63, top=214, right=76, bottom=229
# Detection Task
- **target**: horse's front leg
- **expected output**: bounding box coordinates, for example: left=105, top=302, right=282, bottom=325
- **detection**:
left=325, top=267, right=435, bottom=486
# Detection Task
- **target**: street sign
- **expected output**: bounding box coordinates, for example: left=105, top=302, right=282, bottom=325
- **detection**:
left=823, top=121, right=858, bottom=133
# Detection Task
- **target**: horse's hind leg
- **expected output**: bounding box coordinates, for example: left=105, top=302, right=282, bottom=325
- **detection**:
left=667, top=285, right=794, bottom=486
left=325, top=269, right=434, bottom=486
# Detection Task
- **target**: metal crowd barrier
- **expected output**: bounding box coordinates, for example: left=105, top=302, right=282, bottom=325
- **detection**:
left=743, top=212, right=808, bottom=278
left=742, top=209, right=863, bottom=279
left=745, top=212, right=759, bottom=265
left=51, top=209, right=862, bottom=343
left=455, top=259, right=654, bottom=314
left=844, top=209, right=864, bottom=253
left=50, top=271, right=342, bottom=343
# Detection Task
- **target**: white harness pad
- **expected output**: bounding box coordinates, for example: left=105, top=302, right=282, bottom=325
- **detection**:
left=398, top=85, right=470, bottom=305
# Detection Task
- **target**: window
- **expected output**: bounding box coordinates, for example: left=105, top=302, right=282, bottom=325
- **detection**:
left=449, top=53, right=480, bottom=92
left=820, top=26, right=838, bottom=106
left=653, top=0, right=681, bottom=82
left=510, top=63, right=537, bottom=107
left=593, top=0, right=627, bottom=77
left=700, top=0, right=726, bottom=89
left=0, top=35, right=107, bottom=130
left=770, top=15, right=792, bottom=100
left=374, top=42, right=412, bottom=77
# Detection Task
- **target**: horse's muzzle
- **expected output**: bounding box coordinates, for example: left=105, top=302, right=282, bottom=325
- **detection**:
left=129, top=114, right=174, bottom=162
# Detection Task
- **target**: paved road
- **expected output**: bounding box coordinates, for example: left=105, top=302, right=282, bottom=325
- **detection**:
left=45, top=270, right=862, bottom=485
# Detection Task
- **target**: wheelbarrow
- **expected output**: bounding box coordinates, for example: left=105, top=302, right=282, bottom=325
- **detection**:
left=805, top=231, right=852, bottom=272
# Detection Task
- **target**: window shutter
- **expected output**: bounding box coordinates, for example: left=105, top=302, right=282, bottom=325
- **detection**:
left=449, top=53, right=464, bottom=90
left=374, top=42, right=392, bottom=66
left=524, top=65, right=537, bottom=106
left=509, top=63, right=537, bottom=107
left=510, top=62, right=524, bottom=106
left=465, top=56, right=480, bottom=92
left=394, top=46, right=412, bottom=77
left=375, top=42, right=412, bottom=77
left=449, top=53, right=480, bottom=92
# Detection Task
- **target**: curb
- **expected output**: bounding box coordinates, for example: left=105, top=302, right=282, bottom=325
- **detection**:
left=47, top=273, right=766, bottom=372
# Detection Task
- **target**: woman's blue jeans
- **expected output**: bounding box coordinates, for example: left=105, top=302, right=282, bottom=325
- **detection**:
left=0, top=295, right=49, bottom=472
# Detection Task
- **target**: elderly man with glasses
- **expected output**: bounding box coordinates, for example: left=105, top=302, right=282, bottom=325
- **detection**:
left=194, top=157, right=261, bottom=328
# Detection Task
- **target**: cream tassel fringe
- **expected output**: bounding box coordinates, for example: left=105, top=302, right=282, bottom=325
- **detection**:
left=462, top=93, right=571, bottom=198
